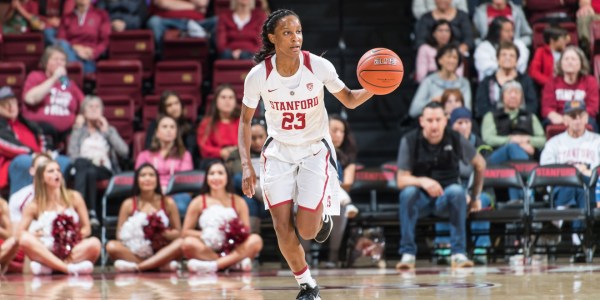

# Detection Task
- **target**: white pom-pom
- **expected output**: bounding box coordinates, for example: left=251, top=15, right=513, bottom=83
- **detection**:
left=119, top=212, right=153, bottom=258
left=198, top=206, right=237, bottom=251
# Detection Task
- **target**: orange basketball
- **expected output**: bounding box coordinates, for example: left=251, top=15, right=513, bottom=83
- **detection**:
left=356, top=48, right=404, bottom=95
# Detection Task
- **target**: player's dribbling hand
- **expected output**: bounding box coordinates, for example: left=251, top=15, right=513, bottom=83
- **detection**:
left=241, top=164, right=257, bottom=198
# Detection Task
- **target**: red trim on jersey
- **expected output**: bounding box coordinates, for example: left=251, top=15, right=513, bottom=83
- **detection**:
left=292, top=264, right=309, bottom=276
left=264, top=51, right=312, bottom=79
left=269, top=199, right=293, bottom=209
left=298, top=200, right=323, bottom=212
left=265, top=55, right=273, bottom=79
left=302, top=51, right=313, bottom=74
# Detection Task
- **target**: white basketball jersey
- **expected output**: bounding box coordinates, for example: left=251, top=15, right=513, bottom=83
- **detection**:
left=243, top=51, right=345, bottom=146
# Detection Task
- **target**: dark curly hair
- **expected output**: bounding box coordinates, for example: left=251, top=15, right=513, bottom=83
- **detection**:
left=254, top=9, right=300, bottom=63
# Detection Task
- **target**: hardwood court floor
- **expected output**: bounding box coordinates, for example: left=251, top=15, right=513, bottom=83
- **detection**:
left=2, top=264, right=600, bottom=299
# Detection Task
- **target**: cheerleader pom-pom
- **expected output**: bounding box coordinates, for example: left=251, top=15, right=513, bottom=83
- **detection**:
left=219, top=218, right=249, bottom=256
left=144, top=212, right=168, bottom=252
left=120, top=212, right=153, bottom=258
left=52, top=213, right=82, bottom=260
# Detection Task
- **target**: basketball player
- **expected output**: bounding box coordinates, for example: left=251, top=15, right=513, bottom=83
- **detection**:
left=239, top=9, right=374, bottom=300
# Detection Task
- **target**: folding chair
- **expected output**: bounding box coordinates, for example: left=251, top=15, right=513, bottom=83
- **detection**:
left=165, top=170, right=206, bottom=196
left=526, top=164, right=593, bottom=262
left=100, top=172, right=135, bottom=267
left=469, top=165, right=528, bottom=257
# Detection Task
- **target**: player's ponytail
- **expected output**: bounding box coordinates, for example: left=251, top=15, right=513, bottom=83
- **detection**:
left=254, top=9, right=299, bottom=63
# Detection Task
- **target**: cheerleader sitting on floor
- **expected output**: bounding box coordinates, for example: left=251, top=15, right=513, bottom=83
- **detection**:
left=0, top=198, right=19, bottom=273
left=18, top=159, right=101, bottom=275
left=181, top=161, right=263, bottom=273
left=106, top=163, right=183, bottom=272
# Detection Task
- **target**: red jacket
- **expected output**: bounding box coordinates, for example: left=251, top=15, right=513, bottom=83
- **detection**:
left=216, top=9, right=266, bottom=55
left=541, top=75, right=599, bottom=118
left=197, top=118, right=240, bottom=159
left=149, top=2, right=204, bottom=21
left=528, top=45, right=555, bottom=87
left=57, top=6, right=111, bottom=59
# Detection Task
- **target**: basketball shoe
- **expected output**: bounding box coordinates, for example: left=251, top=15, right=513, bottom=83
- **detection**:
left=314, top=214, right=333, bottom=243
left=296, top=283, right=321, bottom=300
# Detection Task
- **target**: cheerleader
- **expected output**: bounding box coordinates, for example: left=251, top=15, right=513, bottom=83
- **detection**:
left=106, top=163, right=183, bottom=272
left=18, top=160, right=100, bottom=275
left=0, top=198, right=19, bottom=273
left=181, top=161, right=263, bottom=273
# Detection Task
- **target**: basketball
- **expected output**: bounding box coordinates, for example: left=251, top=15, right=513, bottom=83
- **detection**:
left=356, top=48, right=404, bottom=95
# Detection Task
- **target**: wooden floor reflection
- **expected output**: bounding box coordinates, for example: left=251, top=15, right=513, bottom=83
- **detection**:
left=2, top=264, right=600, bottom=299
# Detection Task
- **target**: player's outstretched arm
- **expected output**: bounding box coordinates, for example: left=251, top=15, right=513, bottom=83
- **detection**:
left=333, top=86, right=374, bottom=109
left=238, top=104, right=257, bottom=198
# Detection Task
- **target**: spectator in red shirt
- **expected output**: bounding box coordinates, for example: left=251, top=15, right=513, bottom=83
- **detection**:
left=216, top=0, right=266, bottom=60
left=146, top=0, right=209, bottom=53
left=542, top=46, right=599, bottom=129
left=22, top=45, right=85, bottom=145
left=0, top=86, right=70, bottom=195
left=2, top=0, right=44, bottom=34
left=528, top=26, right=570, bottom=88
left=577, top=0, right=600, bottom=49
left=56, top=0, right=111, bottom=74
left=197, top=84, right=240, bottom=165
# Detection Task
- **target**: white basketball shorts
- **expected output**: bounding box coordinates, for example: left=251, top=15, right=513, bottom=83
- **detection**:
left=259, top=137, right=340, bottom=216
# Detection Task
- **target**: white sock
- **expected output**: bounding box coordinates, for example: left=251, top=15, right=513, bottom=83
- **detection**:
left=67, top=261, right=94, bottom=276
left=114, top=260, right=139, bottom=273
left=293, top=265, right=317, bottom=288
left=187, top=259, right=218, bottom=273
left=30, top=261, right=53, bottom=275
left=169, top=260, right=181, bottom=272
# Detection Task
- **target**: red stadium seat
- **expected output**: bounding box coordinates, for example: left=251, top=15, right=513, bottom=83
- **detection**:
left=133, top=131, right=146, bottom=160
left=162, top=30, right=209, bottom=78
left=95, top=60, right=143, bottom=109
left=0, top=62, right=26, bottom=99
left=101, top=94, right=135, bottom=144
left=532, top=22, right=578, bottom=50
left=66, top=62, right=83, bottom=89
left=1, top=33, right=44, bottom=71
left=154, top=60, right=202, bottom=108
left=212, top=59, right=254, bottom=99
left=108, top=30, right=155, bottom=79
left=143, top=94, right=198, bottom=129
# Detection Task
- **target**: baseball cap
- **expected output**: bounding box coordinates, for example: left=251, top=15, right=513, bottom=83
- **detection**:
left=0, top=86, right=16, bottom=101
left=563, top=100, right=586, bottom=115
left=449, top=107, right=472, bottom=127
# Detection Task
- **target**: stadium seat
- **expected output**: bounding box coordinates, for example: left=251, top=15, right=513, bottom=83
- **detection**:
left=133, top=131, right=146, bottom=159
left=212, top=59, right=254, bottom=99
left=349, top=164, right=398, bottom=221
left=165, top=170, right=206, bottom=196
left=532, top=22, right=578, bottom=50
left=162, top=30, right=209, bottom=78
left=525, top=0, right=577, bottom=25
left=108, top=30, right=155, bottom=79
left=100, top=172, right=135, bottom=267
left=0, top=62, right=26, bottom=99
left=66, top=61, right=83, bottom=89
left=154, top=60, right=202, bottom=108
left=1, top=32, right=44, bottom=71
left=95, top=60, right=143, bottom=109
left=142, top=94, right=198, bottom=129
left=101, top=95, right=135, bottom=144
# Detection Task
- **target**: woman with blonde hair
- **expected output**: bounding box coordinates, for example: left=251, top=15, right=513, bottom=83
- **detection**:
left=18, top=159, right=101, bottom=275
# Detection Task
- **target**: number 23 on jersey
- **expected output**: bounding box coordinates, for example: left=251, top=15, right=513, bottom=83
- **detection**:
left=282, top=112, right=306, bottom=130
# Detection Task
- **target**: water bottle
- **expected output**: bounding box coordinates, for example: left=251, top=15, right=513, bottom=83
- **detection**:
left=59, top=75, right=70, bottom=90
